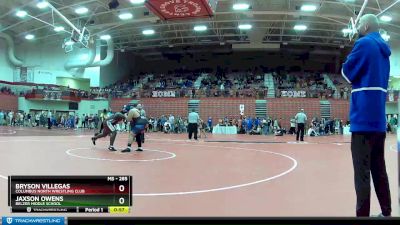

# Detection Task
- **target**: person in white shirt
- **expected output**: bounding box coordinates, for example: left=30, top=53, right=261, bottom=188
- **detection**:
left=8, top=111, right=13, bottom=126
left=35, top=113, right=40, bottom=127
left=169, top=114, right=175, bottom=133
left=164, top=121, right=171, bottom=133
left=289, top=117, right=296, bottom=135
left=307, top=123, right=317, bottom=136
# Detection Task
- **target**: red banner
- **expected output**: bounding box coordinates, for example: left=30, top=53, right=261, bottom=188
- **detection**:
left=145, top=0, right=215, bottom=20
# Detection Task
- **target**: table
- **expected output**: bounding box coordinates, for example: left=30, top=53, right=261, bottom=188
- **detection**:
left=212, top=125, right=237, bottom=135
left=343, top=126, right=351, bottom=135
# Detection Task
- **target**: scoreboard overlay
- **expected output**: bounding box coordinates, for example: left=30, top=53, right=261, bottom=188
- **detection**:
left=8, top=176, right=132, bottom=213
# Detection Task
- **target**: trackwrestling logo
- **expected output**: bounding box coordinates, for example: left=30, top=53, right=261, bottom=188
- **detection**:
left=2, top=217, right=64, bottom=225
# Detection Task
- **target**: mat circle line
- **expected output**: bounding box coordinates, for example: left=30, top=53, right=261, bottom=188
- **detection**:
left=0, top=130, right=17, bottom=135
left=132, top=145, right=298, bottom=196
left=66, top=148, right=176, bottom=162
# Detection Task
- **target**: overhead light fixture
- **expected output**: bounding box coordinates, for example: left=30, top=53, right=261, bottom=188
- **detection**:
left=142, top=29, right=155, bottom=35
left=75, top=7, right=89, bottom=14
left=36, top=1, right=49, bottom=9
left=119, top=12, right=133, bottom=20
left=25, top=34, right=35, bottom=40
left=54, top=26, right=65, bottom=32
left=380, top=15, right=392, bottom=22
left=194, top=25, right=207, bottom=31
left=65, top=40, right=74, bottom=46
left=381, top=33, right=390, bottom=41
left=130, top=0, right=145, bottom=4
left=300, top=4, right=317, bottom=12
left=233, top=3, right=250, bottom=10
left=16, top=10, right=27, bottom=18
left=238, top=24, right=252, bottom=30
left=100, top=34, right=111, bottom=40
left=342, top=28, right=352, bottom=34
left=294, top=25, right=307, bottom=31
left=80, top=54, right=89, bottom=60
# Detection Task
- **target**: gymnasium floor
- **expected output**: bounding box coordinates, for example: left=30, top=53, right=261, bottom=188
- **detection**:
left=0, top=126, right=398, bottom=217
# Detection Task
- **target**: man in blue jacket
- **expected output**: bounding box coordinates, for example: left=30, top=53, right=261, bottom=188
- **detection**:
left=342, top=14, right=391, bottom=217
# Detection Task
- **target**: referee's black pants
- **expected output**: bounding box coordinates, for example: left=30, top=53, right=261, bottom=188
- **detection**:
left=351, top=132, right=391, bottom=217
left=188, top=123, right=198, bottom=140
left=296, top=123, right=305, bottom=141
left=47, top=118, right=52, bottom=129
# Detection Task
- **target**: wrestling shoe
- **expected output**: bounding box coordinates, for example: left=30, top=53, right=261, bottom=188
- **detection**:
left=121, top=148, right=131, bottom=153
left=108, top=146, right=117, bottom=152
left=136, top=148, right=143, bottom=152
left=91, top=137, right=96, bottom=145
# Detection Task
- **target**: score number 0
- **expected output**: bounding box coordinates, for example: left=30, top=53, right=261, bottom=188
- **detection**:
left=118, top=184, right=126, bottom=205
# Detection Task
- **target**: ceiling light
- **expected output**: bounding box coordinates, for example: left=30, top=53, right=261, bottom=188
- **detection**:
left=54, top=26, right=65, bottom=32
left=300, top=4, right=317, bottom=12
left=130, top=0, right=145, bottom=4
left=100, top=35, right=111, bottom=40
left=16, top=10, right=27, bottom=18
left=342, top=28, right=352, bottom=34
left=381, top=33, right=390, bottom=41
left=238, top=24, right=252, bottom=30
left=142, top=29, right=155, bottom=35
left=194, top=25, right=207, bottom=31
left=294, top=25, right=307, bottom=31
left=65, top=40, right=74, bottom=46
left=25, top=34, right=35, bottom=40
left=119, top=12, right=133, bottom=20
left=80, top=54, right=89, bottom=60
left=380, top=15, right=392, bottom=22
left=36, top=1, right=49, bottom=9
left=233, top=3, right=250, bottom=10
left=75, top=7, right=89, bottom=14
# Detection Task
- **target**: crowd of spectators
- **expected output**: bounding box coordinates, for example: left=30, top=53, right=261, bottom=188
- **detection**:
left=0, top=70, right=355, bottom=100
left=273, top=72, right=337, bottom=99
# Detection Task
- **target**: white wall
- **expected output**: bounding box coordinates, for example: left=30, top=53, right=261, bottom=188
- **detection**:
left=390, top=40, right=400, bottom=77
left=77, top=100, right=109, bottom=116
left=18, top=97, right=109, bottom=115
left=0, top=39, right=15, bottom=82
left=18, top=97, right=70, bottom=112
left=16, top=41, right=101, bottom=87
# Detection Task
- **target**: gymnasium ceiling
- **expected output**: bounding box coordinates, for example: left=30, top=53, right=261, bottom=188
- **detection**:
left=0, top=0, right=399, bottom=52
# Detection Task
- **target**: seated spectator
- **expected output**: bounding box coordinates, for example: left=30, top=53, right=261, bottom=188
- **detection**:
left=250, top=125, right=262, bottom=135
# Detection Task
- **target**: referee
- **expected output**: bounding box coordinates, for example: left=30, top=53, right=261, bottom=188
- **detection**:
left=188, top=109, right=199, bottom=141
left=295, top=109, right=307, bottom=142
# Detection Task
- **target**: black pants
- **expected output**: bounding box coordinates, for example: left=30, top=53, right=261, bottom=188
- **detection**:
left=188, top=123, right=198, bottom=140
left=351, top=132, right=391, bottom=217
left=289, top=127, right=296, bottom=134
left=296, top=123, right=305, bottom=141
left=47, top=118, right=52, bottom=129
left=136, top=133, right=142, bottom=148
